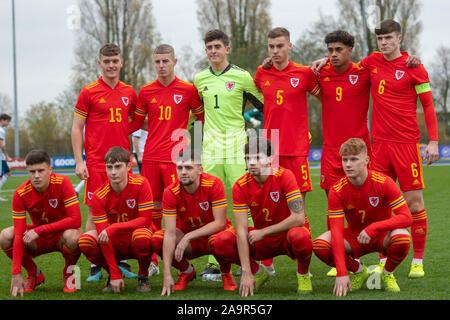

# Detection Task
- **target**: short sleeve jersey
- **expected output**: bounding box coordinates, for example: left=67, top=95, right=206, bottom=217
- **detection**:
left=11, top=173, right=81, bottom=274
left=232, top=167, right=303, bottom=245
left=91, top=173, right=154, bottom=229
left=194, top=64, right=264, bottom=160
left=254, top=61, right=320, bottom=156
left=318, top=62, right=371, bottom=149
left=162, top=172, right=230, bottom=234
left=74, top=77, right=137, bottom=171
left=133, top=77, right=204, bottom=162
left=360, top=52, right=431, bottom=143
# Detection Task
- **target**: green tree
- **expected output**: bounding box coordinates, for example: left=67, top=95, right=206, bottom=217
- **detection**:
left=24, top=102, right=72, bottom=156
left=57, top=0, right=161, bottom=125
left=337, top=0, right=423, bottom=60
left=0, top=93, right=13, bottom=115
left=6, top=124, right=32, bottom=158
left=196, top=0, right=272, bottom=73
left=430, top=46, right=450, bottom=142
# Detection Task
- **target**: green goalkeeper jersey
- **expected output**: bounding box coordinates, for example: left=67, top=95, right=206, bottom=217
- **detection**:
left=194, top=64, right=263, bottom=160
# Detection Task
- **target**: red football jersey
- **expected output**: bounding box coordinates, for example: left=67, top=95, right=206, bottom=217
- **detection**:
left=130, top=77, right=204, bottom=163
left=91, top=173, right=154, bottom=279
left=74, top=77, right=137, bottom=171
left=162, top=172, right=230, bottom=234
left=232, top=167, right=303, bottom=247
left=327, top=170, right=412, bottom=276
left=11, top=173, right=81, bottom=274
left=254, top=61, right=320, bottom=156
left=318, top=62, right=371, bottom=149
left=360, top=52, right=431, bottom=143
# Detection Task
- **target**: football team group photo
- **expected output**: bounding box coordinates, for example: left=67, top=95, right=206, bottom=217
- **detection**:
left=0, top=0, right=448, bottom=302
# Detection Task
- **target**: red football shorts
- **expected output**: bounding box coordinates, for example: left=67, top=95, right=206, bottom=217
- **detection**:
left=153, top=229, right=213, bottom=259
left=278, top=156, right=312, bottom=193
left=108, top=228, right=153, bottom=260
left=344, top=228, right=389, bottom=258
left=141, top=161, right=177, bottom=201
left=371, top=140, right=425, bottom=191
left=321, top=142, right=372, bottom=191
left=84, top=170, right=108, bottom=206
left=27, top=228, right=64, bottom=257
left=224, top=226, right=311, bottom=261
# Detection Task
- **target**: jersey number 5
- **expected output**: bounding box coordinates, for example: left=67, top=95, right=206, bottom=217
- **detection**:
left=276, top=90, right=284, bottom=105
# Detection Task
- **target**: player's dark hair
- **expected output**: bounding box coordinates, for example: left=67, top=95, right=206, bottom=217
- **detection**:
left=268, top=27, right=290, bottom=41
left=154, top=44, right=175, bottom=58
left=375, top=19, right=402, bottom=35
left=99, top=43, right=121, bottom=58
left=25, top=149, right=51, bottom=166
left=339, top=138, right=367, bottom=156
left=203, top=29, right=230, bottom=47
left=0, top=114, right=12, bottom=121
left=176, top=149, right=202, bottom=165
left=244, top=137, right=273, bottom=157
left=104, top=146, right=130, bottom=164
left=325, top=30, right=355, bottom=48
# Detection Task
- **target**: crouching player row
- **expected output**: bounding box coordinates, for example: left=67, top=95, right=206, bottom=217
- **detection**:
left=77, top=146, right=155, bottom=293
left=313, top=138, right=413, bottom=296
left=0, top=149, right=82, bottom=296
left=2, top=140, right=413, bottom=297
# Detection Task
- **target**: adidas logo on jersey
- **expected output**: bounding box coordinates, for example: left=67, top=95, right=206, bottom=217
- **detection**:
left=151, top=98, right=157, bottom=103
left=264, top=81, right=271, bottom=86
left=203, top=86, right=209, bottom=91
left=99, top=98, right=107, bottom=103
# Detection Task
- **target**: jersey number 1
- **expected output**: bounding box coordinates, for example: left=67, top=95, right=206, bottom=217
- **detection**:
left=214, top=94, right=220, bottom=109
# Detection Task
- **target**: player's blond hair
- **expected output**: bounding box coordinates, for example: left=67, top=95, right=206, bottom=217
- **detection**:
left=339, top=138, right=367, bottom=156
left=154, top=44, right=175, bottom=59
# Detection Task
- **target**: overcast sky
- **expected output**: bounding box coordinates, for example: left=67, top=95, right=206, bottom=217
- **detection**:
left=1, top=0, right=449, bottom=117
